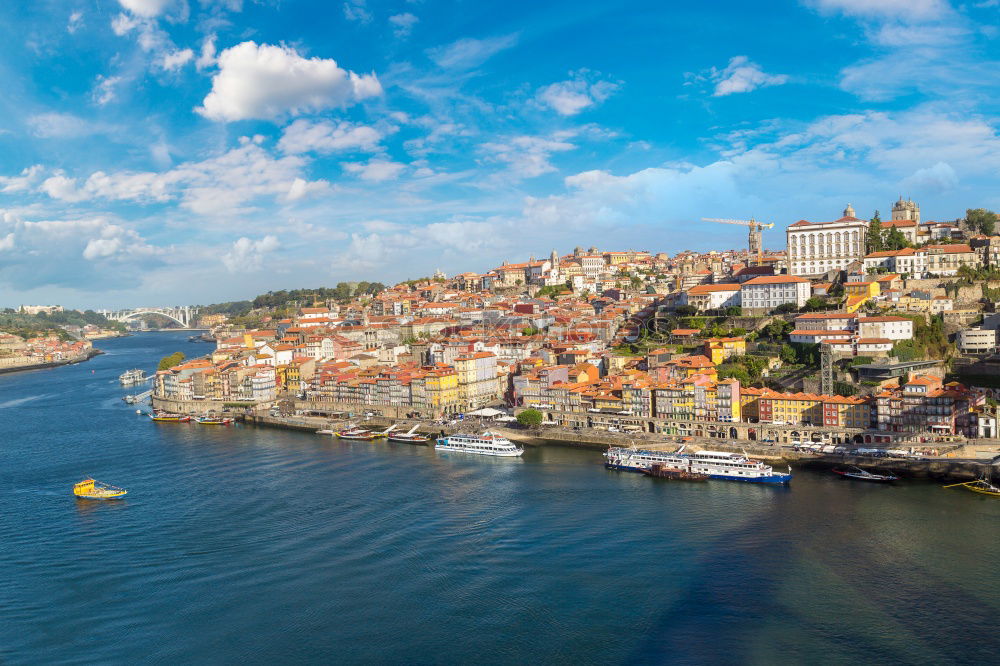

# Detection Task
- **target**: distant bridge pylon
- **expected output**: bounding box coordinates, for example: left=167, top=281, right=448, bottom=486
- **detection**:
left=99, top=306, right=198, bottom=329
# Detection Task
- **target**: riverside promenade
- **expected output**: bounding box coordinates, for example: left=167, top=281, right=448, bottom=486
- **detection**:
left=238, top=411, right=1000, bottom=482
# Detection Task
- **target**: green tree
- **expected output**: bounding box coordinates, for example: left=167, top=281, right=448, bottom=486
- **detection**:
left=884, top=227, right=911, bottom=251
left=762, top=319, right=792, bottom=340
left=779, top=343, right=797, bottom=364
left=772, top=303, right=798, bottom=314
left=675, top=305, right=698, bottom=316
left=966, top=208, right=997, bottom=236
left=516, top=409, right=543, bottom=427
left=801, top=297, right=826, bottom=312
left=834, top=381, right=858, bottom=397
left=723, top=306, right=743, bottom=316
left=158, top=351, right=186, bottom=370
left=867, top=212, right=884, bottom=253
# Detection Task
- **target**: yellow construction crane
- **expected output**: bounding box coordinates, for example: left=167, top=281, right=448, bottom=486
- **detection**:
left=701, top=217, right=775, bottom=266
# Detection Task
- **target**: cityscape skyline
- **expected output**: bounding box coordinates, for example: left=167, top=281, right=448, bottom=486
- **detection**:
left=1, top=0, right=999, bottom=308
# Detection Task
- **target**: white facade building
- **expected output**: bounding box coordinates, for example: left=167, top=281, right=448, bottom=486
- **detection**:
left=786, top=206, right=868, bottom=277
left=683, top=284, right=741, bottom=310
left=856, top=316, right=914, bottom=341
left=957, top=328, right=997, bottom=354
left=740, top=276, right=811, bottom=311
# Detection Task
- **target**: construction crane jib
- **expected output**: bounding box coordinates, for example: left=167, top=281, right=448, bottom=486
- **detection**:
left=701, top=217, right=775, bottom=266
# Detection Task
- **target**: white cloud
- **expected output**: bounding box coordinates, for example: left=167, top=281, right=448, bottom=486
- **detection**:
left=361, top=220, right=402, bottom=232
left=34, top=140, right=326, bottom=215
left=93, top=75, right=122, bottom=106
left=0, top=212, right=159, bottom=289
left=160, top=48, right=194, bottom=71
left=27, top=113, right=103, bottom=139
left=196, top=34, right=217, bottom=70
left=336, top=218, right=504, bottom=270
left=40, top=174, right=88, bottom=202
left=222, top=235, right=279, bottom=272
left=343, top=0, right=372, bottom=23
left=711, top=56, right=788, bottom=96
left=479, top=134, right=576, bottom=179
left=278, top=119, right=382, bottom=154
left=537, top=71, right=619, bottom=116
left=117, top=0, right=174, bottom=18
left=343, top=159, right=406, bottom=182
left=389, top=12, right=418, bottom=37
left=806, top=0, right=950, bottom=21
left=511, top=106, right=1000, bottom=245
left=901, top=161, right=959, bottom=193
left=197, top=41, right=382, bottom=122
left=0, top=166, right=44, bottom=193
left=67, top=11, right=83, bottom=34
left=285, top=177, right=330, bottom=201
left=427, top=34, right=518, bottom=69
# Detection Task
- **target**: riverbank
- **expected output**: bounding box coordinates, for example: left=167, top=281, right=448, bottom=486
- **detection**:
left=0, top=348, right=102, bottom=376
left=238, top=413, right=1000, bottom=482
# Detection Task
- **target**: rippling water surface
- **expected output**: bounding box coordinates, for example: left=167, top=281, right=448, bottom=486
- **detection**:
left=1, top=332, right=998, bottom=665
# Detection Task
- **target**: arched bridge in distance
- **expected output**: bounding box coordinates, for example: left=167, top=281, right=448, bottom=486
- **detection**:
left=98, top=306, right=199, bottom=329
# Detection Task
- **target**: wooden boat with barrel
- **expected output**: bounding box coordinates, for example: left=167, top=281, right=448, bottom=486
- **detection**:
left=73, top=479, right=127, bottom=500
left=195, top=416, right=234, bottom=425
left=336, top=427, right=379, bottom=441
left=642, top=463, right=709, bottom=482
left=833, top=466, right=898, bottom=483
left=150, top=411, right=191, bottom=422
left=387, top=424, right=431, bottom=444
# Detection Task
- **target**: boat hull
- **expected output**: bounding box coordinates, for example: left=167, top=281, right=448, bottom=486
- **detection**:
left=435, top=444, right=523, bottom=457
left=605, top=463, right=790, bottom=484
left=388, top=436, right=430, bottom=444
left=75, top=492, right=127, bottom=500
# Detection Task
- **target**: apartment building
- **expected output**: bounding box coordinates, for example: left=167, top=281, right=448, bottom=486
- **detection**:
left=740, top=275, right=811, bottom=312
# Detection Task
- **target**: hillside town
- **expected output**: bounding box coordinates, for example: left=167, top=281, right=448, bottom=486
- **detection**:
left=0, top=332, right=97, bottom=371
left=154, top=200, right=1000, bottom=446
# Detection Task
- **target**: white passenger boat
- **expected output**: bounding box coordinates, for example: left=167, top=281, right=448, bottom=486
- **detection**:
left=604, top=447, right=791, bottom=484
left=435, top=431, right=523, bottom=457
left=119, top=368, right=147, bottom=386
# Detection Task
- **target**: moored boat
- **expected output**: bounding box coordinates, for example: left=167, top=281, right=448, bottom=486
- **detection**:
left=336, top=427, right=378, bottom=440
left=643, top=463, right=709, bottom=481
left=150, top=411, right=191, bottom=422
left=119, top=368, right=147, bottom=386
left=195, top=416, right=233, bottom=425
left=73, top=478, right=127, bottom=500
left=387, top=424, right=431, bottom=444
left=435, top=431, right=523, bottom=457
left=833, top=466, right=897, bottom=483
left=604, top=447, right=791, bottom=484
left=944, top=478, right=1000, bottom=497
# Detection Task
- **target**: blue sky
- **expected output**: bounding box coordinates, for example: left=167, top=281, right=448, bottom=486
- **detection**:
left=0, top=0, right=998, bottom=308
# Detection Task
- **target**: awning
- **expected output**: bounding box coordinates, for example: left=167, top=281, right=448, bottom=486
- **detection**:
left=467, top=407, right=505, bottom=418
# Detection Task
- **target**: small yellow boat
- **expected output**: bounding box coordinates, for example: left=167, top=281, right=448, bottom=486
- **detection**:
left=943, top=479, right=1000, bottom=497
left=73, top=479, right=128, bottom=500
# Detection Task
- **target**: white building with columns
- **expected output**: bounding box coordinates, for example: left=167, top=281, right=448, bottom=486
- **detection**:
left=786, top=205, right=868, bottom=277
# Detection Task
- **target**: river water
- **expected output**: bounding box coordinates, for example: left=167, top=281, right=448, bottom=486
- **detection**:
left=1, top=332, right=998, bottom=665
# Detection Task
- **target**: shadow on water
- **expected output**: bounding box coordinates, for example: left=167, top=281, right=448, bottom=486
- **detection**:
left=627, top=478, right=1000, bottom=665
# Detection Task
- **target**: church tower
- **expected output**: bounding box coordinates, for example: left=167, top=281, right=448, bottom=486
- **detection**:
left=891, top=196, right=920, bottom=223
left=843, top=203, right=856, bottom=218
